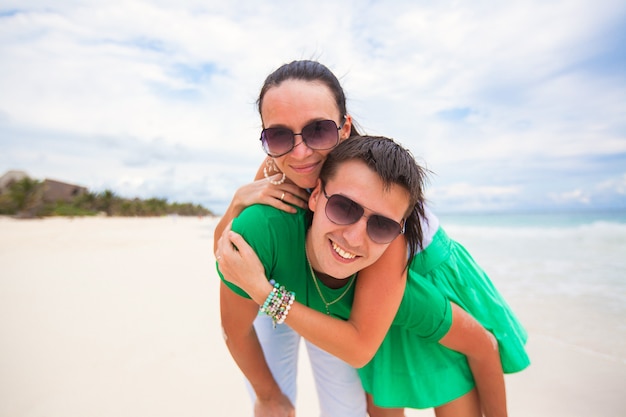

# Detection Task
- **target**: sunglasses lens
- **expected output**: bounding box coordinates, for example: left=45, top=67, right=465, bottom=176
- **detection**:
left=301, top=120, right=339, bottom=150
left=367, top=215, right=403, bottom=243
left=325, top=192, right=402, bottom=244
left=261, top=120, right=340, bottom=156
left=326, top=194, right=363, bottom=225
left=261, top=128, right=294, bottom=156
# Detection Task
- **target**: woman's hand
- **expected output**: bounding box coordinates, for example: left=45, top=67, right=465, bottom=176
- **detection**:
left=216, top=223, right=273, bottom=305
left=213, top=175, right=309, bottom=253
left=234, top=175, right=309, bottom=214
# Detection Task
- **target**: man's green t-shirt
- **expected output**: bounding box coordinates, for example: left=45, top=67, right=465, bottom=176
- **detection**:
left=218, top=204, right=451, bottom=341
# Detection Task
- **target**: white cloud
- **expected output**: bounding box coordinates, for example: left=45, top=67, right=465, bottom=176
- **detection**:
left=427, top=182, right=522, bottom=212
left=1, top=0, right=625, bottom=213
left=549, top=189, right=591, bottom=205
left=596, top=174, right=626, bottom=195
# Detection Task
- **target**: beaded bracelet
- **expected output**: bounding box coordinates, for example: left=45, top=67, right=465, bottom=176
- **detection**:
left=260, top=279, right=295, bottom=327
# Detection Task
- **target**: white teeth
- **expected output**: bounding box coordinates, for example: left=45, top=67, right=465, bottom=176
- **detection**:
left=332, top=241, right=356, bottom=259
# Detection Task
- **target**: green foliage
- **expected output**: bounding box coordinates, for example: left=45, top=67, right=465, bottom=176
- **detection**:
left=0, top=178, right=44, bottom=218
left=42, top=202, right=98, bottom=217
left=0, top=194, right=13, bottom=215
left=0, top=181, right=214, bottom=218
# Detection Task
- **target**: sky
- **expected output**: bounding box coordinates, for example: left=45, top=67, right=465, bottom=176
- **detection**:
left=1, top=0, right=625, bottom=215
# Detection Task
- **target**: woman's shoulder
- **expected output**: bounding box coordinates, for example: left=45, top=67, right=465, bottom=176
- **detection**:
left=240, top=203, right=306, bottom=220
left=233, top=204, right=309, bottom=282
left=235, top=204, right=308, bottom=234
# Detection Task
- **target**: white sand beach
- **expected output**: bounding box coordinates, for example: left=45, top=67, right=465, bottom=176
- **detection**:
left=1, top=216, right=624, bottom=417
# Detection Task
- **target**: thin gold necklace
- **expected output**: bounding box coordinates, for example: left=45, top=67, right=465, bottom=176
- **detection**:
left=306, top=252, right=356, bottom=315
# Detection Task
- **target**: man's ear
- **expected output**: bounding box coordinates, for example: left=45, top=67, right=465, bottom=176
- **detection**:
left=309, top=179, right=323, bottom=212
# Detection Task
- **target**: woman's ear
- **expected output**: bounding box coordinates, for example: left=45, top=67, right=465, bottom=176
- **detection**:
left=340, top=114, right=352, bottom=140
left=309, top=179, right=323, bottom=212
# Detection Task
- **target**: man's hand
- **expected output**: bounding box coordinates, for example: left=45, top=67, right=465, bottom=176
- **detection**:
left=254, top=392, right=295, bottom=417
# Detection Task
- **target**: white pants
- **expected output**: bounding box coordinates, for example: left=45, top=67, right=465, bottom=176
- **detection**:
left=245, top=314, right=366, bottom=417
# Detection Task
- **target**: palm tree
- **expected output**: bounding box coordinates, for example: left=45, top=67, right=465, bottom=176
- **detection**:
left=9, top=178, right=44, bottom=218
left=96, top=189, right=118, bottom=216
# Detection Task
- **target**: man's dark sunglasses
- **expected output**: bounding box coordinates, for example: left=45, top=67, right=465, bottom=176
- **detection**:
left=322, top=184, right=405, bottom=244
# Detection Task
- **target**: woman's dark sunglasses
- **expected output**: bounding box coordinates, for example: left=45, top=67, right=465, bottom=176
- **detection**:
left=260, top=119, right=344, bottom=157
left=322, top=185, right=405, bottom=244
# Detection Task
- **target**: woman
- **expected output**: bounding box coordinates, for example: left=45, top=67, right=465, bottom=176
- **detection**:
left=216, top=60, right=529, bottom=417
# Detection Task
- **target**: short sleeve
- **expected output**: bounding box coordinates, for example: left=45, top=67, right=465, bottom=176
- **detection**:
left=217, top=205, right=277, bottom=299
left=217, top=204, right=307, bottom=299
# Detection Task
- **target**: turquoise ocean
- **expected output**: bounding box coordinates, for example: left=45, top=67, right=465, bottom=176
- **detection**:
left=436, top=209, right=626, bottom=365
left=438, top=209, right=626, bottom=228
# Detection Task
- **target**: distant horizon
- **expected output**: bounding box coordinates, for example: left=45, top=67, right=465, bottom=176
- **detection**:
left=5, top=168, right=625, bottom=217
left=211, top=202, right=626, bottom=219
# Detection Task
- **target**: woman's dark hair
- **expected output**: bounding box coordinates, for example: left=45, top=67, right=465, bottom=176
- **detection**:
left=319, top=135, right=428, bottom=264
left=257, top=60, right=360, bottom=137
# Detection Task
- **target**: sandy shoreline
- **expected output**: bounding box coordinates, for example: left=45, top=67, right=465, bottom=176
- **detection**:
left=1, top=216, right=624, bottom=416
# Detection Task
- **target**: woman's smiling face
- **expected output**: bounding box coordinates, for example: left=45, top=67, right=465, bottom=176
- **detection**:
left=260, top=79, right=352, bottom=190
